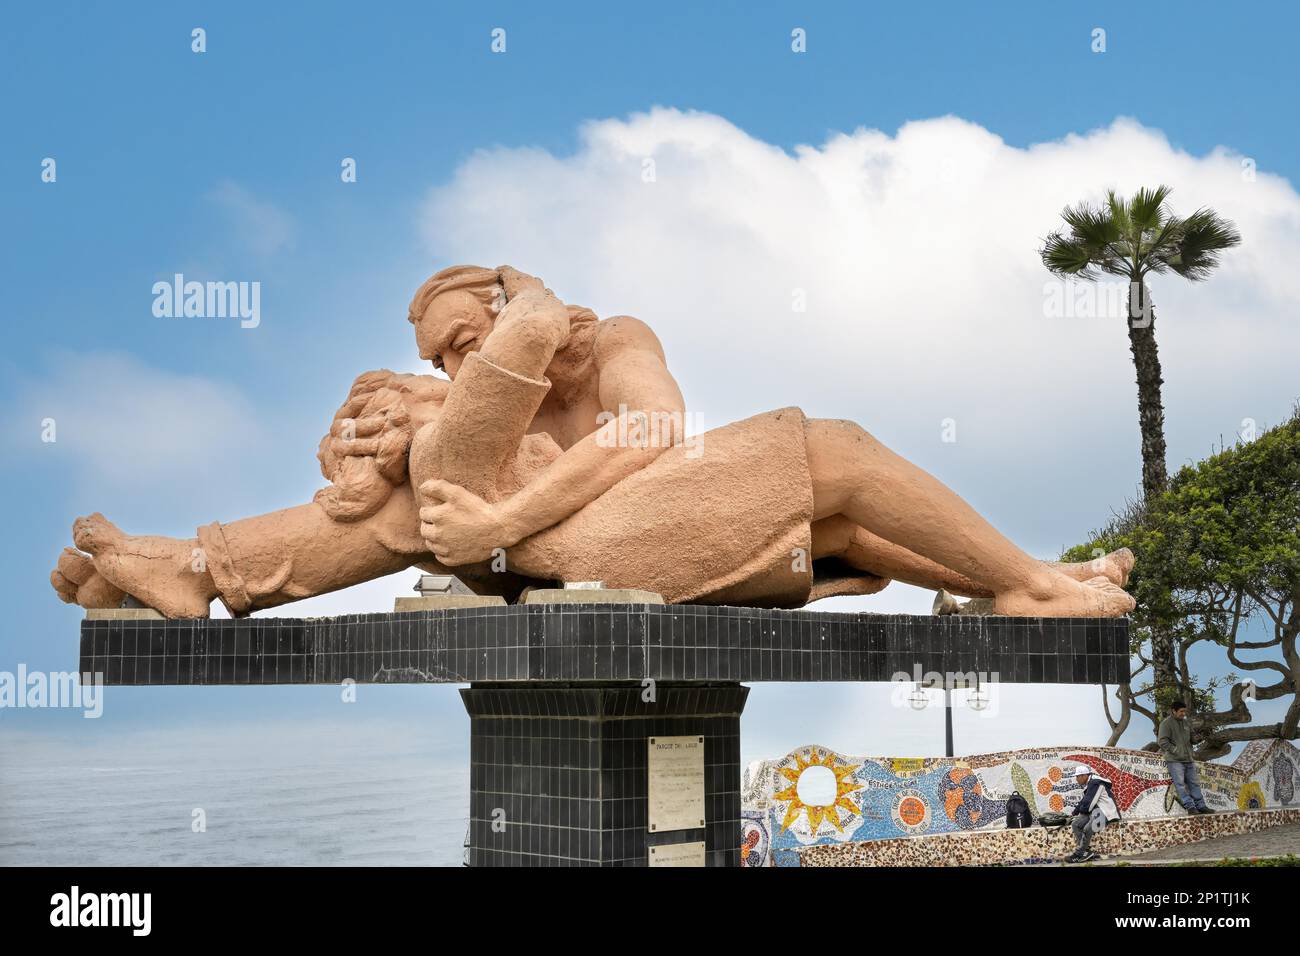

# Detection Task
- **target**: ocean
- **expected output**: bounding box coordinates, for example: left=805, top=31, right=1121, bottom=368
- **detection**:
left=0, top=722, right=469, bottom=867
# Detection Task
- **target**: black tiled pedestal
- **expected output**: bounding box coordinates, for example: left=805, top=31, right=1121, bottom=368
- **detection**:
left=462, top=681, right=746, bottom=867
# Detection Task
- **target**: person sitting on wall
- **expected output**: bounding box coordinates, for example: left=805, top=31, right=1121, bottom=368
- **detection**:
left=1066, top=765, right=1121, bottom=863
left=1159, top=701, right=1212, bottom=815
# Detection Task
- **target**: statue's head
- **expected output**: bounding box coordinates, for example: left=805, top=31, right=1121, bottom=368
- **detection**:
left=407, top=265, right=506, bottom=378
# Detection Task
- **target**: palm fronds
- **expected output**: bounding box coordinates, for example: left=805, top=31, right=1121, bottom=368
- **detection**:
left=1042, top=201, right=1127, bottom=278
left=1161, top=208, right=1243, bottom=280
left=1040, top=186, right=1239, bottom=285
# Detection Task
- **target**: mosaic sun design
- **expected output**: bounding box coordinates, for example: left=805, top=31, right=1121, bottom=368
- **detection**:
left=774, top=747, right=863, bottom=833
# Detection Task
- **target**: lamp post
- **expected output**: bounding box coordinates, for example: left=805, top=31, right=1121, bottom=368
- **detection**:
left=944, top=685, right=954, bottom=758
left=914, top=674, right=980, bottom=758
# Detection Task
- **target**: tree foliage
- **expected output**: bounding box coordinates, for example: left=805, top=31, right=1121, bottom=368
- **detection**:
left=1065, top=406, right=1300, bottom=757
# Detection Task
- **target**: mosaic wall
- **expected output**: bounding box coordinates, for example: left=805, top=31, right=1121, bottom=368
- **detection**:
left=741, top=737, right=1300, bottom=867
left=797, top=806, right=1300, bottom=867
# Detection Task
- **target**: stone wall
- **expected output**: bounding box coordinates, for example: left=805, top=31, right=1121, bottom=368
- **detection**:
left=741, top=738, right=1300, bottom=867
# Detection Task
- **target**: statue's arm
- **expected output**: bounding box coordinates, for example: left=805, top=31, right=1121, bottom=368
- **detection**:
left=492, top=316, right=686, bottom=546
left=407, top=274, right=570, bottom=504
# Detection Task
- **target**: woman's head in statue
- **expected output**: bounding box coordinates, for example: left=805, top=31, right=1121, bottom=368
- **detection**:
left=408, top=266, right=505, bottom=378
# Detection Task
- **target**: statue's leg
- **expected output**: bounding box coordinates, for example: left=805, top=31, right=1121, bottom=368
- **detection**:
left=196, top=483, right=428, bottom=614
left=803, top=419, right=1135, bottom=616
left=62, top=484, right=431, bottom=617
left=206, top=483, right=537, bottom=607
left=811, top=516, right=991, bottom=597
left=61, top=514, right=218, bottom=617
left=811, top=517, right=1132, bottom=596
left=51, top=547, right=126, bottom=609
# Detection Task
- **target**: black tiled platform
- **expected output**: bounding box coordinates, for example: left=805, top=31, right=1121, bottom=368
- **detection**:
left=78, top=606, right=1128, bottom=867
left=463, top=682, right=746, bottom=867
left=79, top=605, right=1131, bottom=686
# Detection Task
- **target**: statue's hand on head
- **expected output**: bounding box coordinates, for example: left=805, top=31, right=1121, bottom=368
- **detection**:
left=418, top=479, right=517, bottom=566
left=498, top=265, right=547, bottom=301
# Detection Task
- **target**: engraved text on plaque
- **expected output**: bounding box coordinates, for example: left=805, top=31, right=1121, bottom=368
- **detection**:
left=648, top=841, right=706, bottom=867
left=647, top=735, right=705, bottom=832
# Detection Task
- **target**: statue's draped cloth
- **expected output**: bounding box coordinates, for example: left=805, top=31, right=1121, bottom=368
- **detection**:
left=522, top=405, right=818, bottom=608
left=430, top=352, right=857, bottom=607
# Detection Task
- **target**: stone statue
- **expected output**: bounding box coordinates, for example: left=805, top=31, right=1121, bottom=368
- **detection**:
left=51, top=266, right=1135, bottom=618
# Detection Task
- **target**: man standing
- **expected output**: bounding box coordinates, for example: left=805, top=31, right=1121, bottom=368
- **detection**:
left=1159, top=701, right=1211, bottom=814
left=1067, top=765, right=1121, bottom=863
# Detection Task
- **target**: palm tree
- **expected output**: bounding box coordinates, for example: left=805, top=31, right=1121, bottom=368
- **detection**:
left=1041, top=186, right=1240, bottom=711
left=1041, top=186, right=1240, bottom=500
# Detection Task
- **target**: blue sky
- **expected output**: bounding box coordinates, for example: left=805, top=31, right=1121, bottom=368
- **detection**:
left=4, top=1, right=1299, bottom=763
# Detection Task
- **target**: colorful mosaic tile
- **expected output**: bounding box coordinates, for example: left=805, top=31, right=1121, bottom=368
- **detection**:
left=742, top=738, right=1300, bottom=866
left=796, top=807, right=1300, bottom=867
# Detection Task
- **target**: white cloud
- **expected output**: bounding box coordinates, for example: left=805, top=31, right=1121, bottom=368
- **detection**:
left=12, top=352, right=262, bottom=485
left=208, top=180, right=296, bottom=259
left=420, top=109, right=1300, bottom=566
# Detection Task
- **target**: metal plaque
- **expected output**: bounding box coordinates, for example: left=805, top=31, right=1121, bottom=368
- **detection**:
left=648, top=841, right=706, bottom=867
left=647, top=735, right=706, bottom=832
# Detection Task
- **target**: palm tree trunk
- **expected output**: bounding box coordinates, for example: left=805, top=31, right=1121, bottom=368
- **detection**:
left=1127, top=282, right=1176, bottom=711
left=1127, top=285, right=1168, bottom=501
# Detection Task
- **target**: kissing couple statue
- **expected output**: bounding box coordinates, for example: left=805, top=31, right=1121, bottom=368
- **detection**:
left=52, top=266, right=1133, bottom=619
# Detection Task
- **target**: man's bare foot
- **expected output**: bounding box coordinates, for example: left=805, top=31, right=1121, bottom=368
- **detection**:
left=1046, top=548, right=1135, bottom=588
left=994, top=571, right=1135, bottom=618
left=71, top=513, right=217, bottom=618
left=50, top=547, right=127, bottom=609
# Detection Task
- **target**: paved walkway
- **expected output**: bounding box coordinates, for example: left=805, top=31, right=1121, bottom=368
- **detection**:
left=1116, top=822, right=1300, bottom=864
left=1023, top=820, right=1300, bottom=867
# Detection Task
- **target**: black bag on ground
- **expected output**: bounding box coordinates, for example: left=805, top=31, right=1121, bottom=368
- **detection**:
left=1005, top=791, right=1033, bottom=828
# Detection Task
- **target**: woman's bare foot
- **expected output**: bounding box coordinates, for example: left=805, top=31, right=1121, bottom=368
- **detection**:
left=1046, top=548, right=1135, bottom=588
left=50, top=547, right=127, bottom=609
left=71, top=513, right=218, bottom=618
left=994, top=570, right=1135, bottom=618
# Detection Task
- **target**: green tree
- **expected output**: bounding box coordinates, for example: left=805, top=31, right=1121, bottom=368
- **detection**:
left=1042, top=186, right=1240, bottom=709
left=1064, top=408, right=1300, bottom=756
